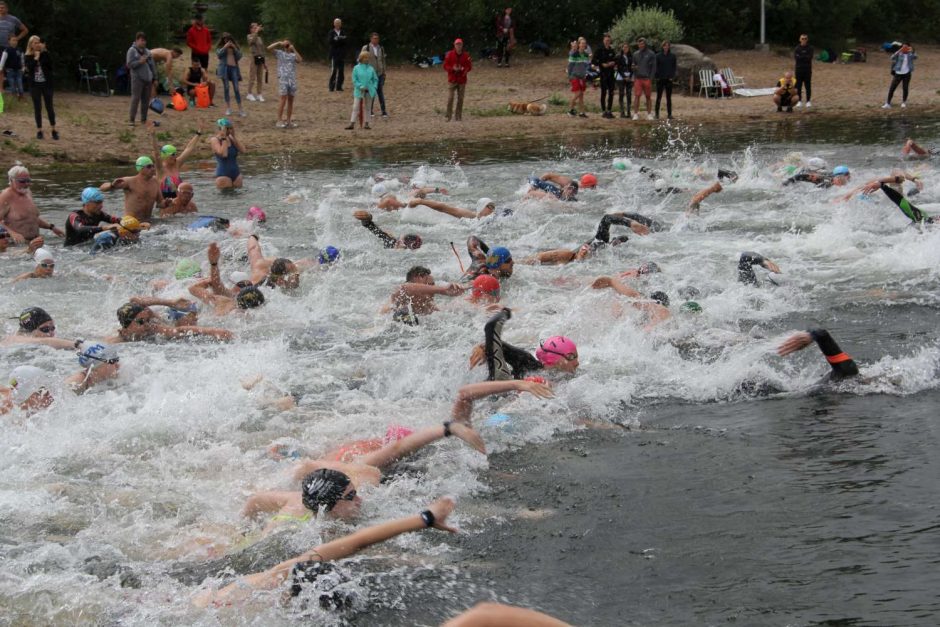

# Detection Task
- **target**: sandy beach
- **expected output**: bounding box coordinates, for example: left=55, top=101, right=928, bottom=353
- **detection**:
left=2, top=44, right=938, bottom=169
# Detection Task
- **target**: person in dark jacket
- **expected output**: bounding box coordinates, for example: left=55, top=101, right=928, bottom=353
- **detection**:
left=328, top=18, right=346, bottom=91
left=654, top=40, right=677, bottom=119
left=615, top=42, right=633, bottom=118
left=23, top=35, right=57, bottom=140
left=126, top=32, right=157, bottom=127
left=65, top=187, right=121, bottom=246
left=592, top=33, right=617, bottom=118
left=793, top=33, right=813, bottom=108
left=631, top=37, right=656, bottom=120
left=495, top=7, right=514, bottom=67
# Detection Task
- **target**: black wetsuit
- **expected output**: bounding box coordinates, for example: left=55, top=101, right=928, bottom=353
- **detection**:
left=595, top=212, right=664, bottom=240
left=484, top=308, right=543, bottom=380
left=360, top=218, right=399, bottom=248
left=464, top=235, right=491, bottom=279
left=784, top=170, right=832, bottom=188
left=808, top=328, right=860, bottom=379
left=879, top=183, right=936, bottom=224
left=65, top=209, right=121, bottom=246
left=738, top=251, right=769, bottom=285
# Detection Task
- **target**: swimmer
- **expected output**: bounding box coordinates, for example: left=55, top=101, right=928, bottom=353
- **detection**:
left=1, top=306, right=80, bottom=350
left=99, top=156, right=169, bottom=221
left=525, top=172, right=582, bottom=201
left=862, top=179, right=936, bottom=224
left=149, top=123, right=201, bottom=199
left=637, top=166, right=686, bottom=194
left=65, top=187, right=121, bottom=246
left=64, top=343, right=121, bottom=395
left=127, top=295, right=200, bottom=327
left=618, top=261, right=662, bottom=278
left=469, top=274, right=501, bottom=304
left=0, top=164, right=64, bottom=249
left=210, top=118, right=245, bottom=189
left=687, top=181, right=722, bottom=214
left=465, top=236, right=514, bottom=278
left=737, top=252, right=781, bottom=286
left=451, top=378, right=555, bottom=424
left=901, top=138, right=936, bottom=160
left=591, top=276, right=671, bottom=328
left=11, top=247, right=55, bottom=283
left=388, top=265, right=466, bottom=322
left=160, top=182, right=198, bottom=216
left=243, top=422, right=483, bottom=533
left=521, top=213, right=655, bottom=265
left=784, top=164, right=850, bottom=188
left=443, top=602, right=573, bottom=627
left=247, top=234, right=304, bottom=290
left=192, top=497, right=459, bottom=608
left=89, top=216, right=151, bottom=253
left=0, top=365, right=53, bottom=417
left=407, top=196, right=509, bottom=220
left=468, top=308, right=579, bottom=380
left=374, top=182, right=447, bottom=211
left=189, top=243, right=266, bottom=315
left=840, top=169, right=923, bottom=201
left=109, top=301, right=233, bottom=343
left=352, top=210, right=422, bottom=249
left=777, top=328, right=860, bottom=380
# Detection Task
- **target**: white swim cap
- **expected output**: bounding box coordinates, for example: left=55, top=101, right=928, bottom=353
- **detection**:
left=8, top=365, right=50, bottom=401
left=371, top=182, right=388, bottom=196
left=807, top=157, right=828, bottom=170
left=229, top=271, right=251, bottom=285
left=476, top=197, right=495, bottom=213
left=34, top=248, right=54, bottom=264
left=655, top=178, right=666, bottom=190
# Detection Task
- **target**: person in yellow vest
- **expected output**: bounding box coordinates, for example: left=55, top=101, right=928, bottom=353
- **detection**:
left=774, top=70, right=798, bottom=112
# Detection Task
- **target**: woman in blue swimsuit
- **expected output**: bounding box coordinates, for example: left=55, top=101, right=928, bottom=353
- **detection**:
left=210, top=118, right=245, bottom=189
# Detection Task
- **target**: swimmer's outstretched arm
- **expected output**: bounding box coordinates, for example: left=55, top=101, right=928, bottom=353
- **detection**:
left=130, top=295, right=195, bottom=310
left=738, top=252, right=780, bottom=285
left=156, top=325, right=234, bottom=341
left=443, top=602, right=573, bottom=627
left=241, top=491, right=295, bottom=519
left=871, top=182, right=932, bottom=223
left=778, top=329, right=859, bottom=378
left=592, top=275, right=643, bottom=298
left=400, top=282, right=466, bottom=297
left=451, top=380, right=554, bottom=424
left=687, top=182, right=722, bottom=214
left=540, top=172, right=572, bottom=187
left=408, top=198, right=477, bottom=219
left=354, top=210, right=399, bottom=248
left=359, top=422, right=486, bottom=469
left=522, top=248, right=577, bottom=265
left=193, top=498, right=458, bottom=606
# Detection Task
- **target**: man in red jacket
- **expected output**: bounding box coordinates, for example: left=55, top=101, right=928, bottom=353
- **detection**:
left=444, top=38, right=472, bottom=121
left=186, top=14, right=212, bottom=69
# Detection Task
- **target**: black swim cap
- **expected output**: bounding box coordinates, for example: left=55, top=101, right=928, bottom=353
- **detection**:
left=402, top=234, right=422, bottom=250
left=288, top=560, right=354, bottom=610
left=18, top=307, right=52, bottom=332
left=116, top=303, right=147, bottom=328
left=301, top=469, right=351, bottom=512
left=649, top=291, right=670, bottom=306
left=235, top=286, right=265, bottom=309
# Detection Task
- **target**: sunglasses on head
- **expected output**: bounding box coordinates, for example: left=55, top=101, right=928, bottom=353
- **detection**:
left=539, top=341, right=578, bottom=362
left=37, top=324, right=55, bottom=333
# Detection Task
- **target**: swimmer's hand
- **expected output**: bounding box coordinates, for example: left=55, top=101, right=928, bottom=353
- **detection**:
left=469, top=343, right=486, bottom=369
left=761, top=259, right=781, bottom=274
left=407, top=198, right=422, bottom=208
left=519, top=379, right=554, bottom=399
left=777, top=331, right=813, bottom=356
left=444, top=282, right=466, bottom=296
left=484, top=303, right=505, bottom=313
left=448, top=422, right=486, bottom=454
left=208, top=241, right=221, bottom=264
left=629, top=222, right=651, bottom=236
left=426, top=497, right=459, bottom=533
left=353, top=210, right=373, bottom=222
left=592, top=276, right=614, bottom=289
left=860, top=180, right=881, bottom=195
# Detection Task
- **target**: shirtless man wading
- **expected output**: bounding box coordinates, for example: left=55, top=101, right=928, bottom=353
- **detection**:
left=100, top=156, right=168, bottom=220
left=0, top=164, right=64, bottom=249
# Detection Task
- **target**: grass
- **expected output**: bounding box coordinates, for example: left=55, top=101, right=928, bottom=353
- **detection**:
left=19, top=142, right=42, bottom=157
left=548, top=93, right=566, bottom=106
left=470, top=106, right=513, bottom=118
left=156, top=131, right=173, bottom=141
left=118, top=129, right=134, bottom=144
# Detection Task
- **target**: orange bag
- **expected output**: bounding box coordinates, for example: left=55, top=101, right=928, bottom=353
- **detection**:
left=171, top=92, right=188, bottom=111
left=194, top=83, right=210, bottom=108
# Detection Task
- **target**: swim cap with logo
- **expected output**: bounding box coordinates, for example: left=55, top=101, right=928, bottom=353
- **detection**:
left=484, top=246, right=512, bottom=269
left=135, top=156, right=154, bottom=172
left=8, top=365, right=50, bottom=401
left=301, top=469, right=351, bottom=512
left=116, top=302, right=147, bottom=328
left=18, top=307, right=52, bottom=332
left=318, top=246, right=340, bottom=265
left=536, top=336, right=578, bottom=366
left=78, top=343, right=120, bottom=367
left=235, top=286, right=266, bottom=309
left=81, top=187, right=105, bottom=204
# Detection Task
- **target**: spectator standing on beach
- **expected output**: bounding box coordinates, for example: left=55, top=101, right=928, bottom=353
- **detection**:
left=23, top=36, right=56, bottom=140
left=592, top=33, right=617, bottom=119
left=883, top=43, right=916, bottom=109
left=793, top=33, right=813, bottom=108
left=0, top=32, right=25, bottom=102
left=0, top=1, right=27, bottom=50
left=246, top=23, right=265, bottom=102
left=346, top=50, right=377, bottom=130
left=615, top=42, right=633, bottom=118
left=654, top=40, right=676, bottom=120
left=216, top=32, right=244, bottom=117
left=444, top=38, right=472, bottom=122
left=126, top=34, right=156, bottom=128
left=268, top=39, right=302, bottom=128
left=361, top=32, right=388, bottom=118
left=632, top=37, right=656, bottom=120
left=328, top=18, right=347, bottom=91
left=567, top=39, right=590, bottom=118
left=495, top=7, right=514, bottom=67
left=186, top=15, right=212, bottom=70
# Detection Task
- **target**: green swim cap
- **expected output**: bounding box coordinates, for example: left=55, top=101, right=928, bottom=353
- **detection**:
left=217, top=117, right=232, bottom=128
left=161, top=144, right=178, bottom=157
left=681, top=301, right=703, bottom=313
left=174, top=258, right=202, bottom=280
left=135, top=156, right=154, bottom=171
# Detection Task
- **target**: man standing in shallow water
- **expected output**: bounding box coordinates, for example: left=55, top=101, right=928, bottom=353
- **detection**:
left=99, top=156, right=168, bottom=221
left=0, top=164, right=64, bottom=249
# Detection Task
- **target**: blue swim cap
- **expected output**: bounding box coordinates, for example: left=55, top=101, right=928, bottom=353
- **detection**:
left=90, top=230, right=117, bottom=254
left=484, top=413, right=511, bottom=428
left=318, top=246, right=340, bottom=265
left=81, top=187, right=104, bottom=204
left=832, top=165, right=850, bottom=176
left=485, top=246, right=512, bottom=269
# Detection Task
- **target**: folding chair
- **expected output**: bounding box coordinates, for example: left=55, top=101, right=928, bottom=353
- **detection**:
left=79, top=56, right=110, bottom=96
left=698, top=69, right=720, bottom=98
left=722, top=67, right=746, bottom=90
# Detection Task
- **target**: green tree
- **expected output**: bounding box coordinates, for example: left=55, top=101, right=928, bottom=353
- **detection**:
left=610, top=4, right=685, bottom=46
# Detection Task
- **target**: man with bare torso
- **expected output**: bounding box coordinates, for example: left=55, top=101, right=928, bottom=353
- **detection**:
left=99, top=156, right=168, bottom=220
left=150, top=47, right=183, bottom=90
left=160, top=182, right=197, bottom=216
left=0, top=164, right=64, bottom=249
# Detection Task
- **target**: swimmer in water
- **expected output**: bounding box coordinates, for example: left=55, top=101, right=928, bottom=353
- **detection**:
left=11, top=247, right=55, bottom=283
left=784, top=164, right=851, bottom=188
left=468, top=307, right=580, bottom=380
left=443, top=603, right=573, bottom=627
left=686, top=181, right=723, bottom=214
left=192, top=497, right=459, bottom=608
left=388, top=265, right=466, bottom=323
left=451, top=378, right=555, bottom=424
left=374, top=182, right=448, bottom=211
left=591, top=276, right=671, bottom=329
left=901, top=138, right=937, bottom=160
left=737, top=252, right=782, bottom=286
left=352, top=210, right=422, bottom=249
left=64, top=187, right=121, bottom=246
left=0, top=164, right=65, bottom=251
left=99, top=156, right=170, bottom=221
left=525, top=172, right=585, bottom=201
left=109, top=301, right=233, bottom=343
left=469, top=274, right=501, bottom=304
left=242, top=421, right=483, bottom=534
left=521, top=213, right=656, bottom=265
left=160, top=182, right=198, bottom=216
left=247, top=234, right=304, bottom=290
left=777, top=328, right=860, bottom=380
left=1, top=306, right=81, bottom=350
left=407, top=196, right=509, bottom=220
left=189, top=243, right=267, bottom=315
left=465, top=236, right=514, bottom=279
left=839, top=170, right=923, bottom=202
left=149, top=123, right=201, bottom=199
left=1, top=365, right=54, bottom=417
left=65, top=343, right=121, bottom=395
left=126, top=295, right=201, bottom=327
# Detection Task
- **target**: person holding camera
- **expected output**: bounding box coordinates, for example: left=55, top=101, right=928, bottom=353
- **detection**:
left=268, top=39, right=303, bottom=128
left=126, top=32, right=156, bottom=128
left=246, top=22, right=265, bottom=102
left=215, top=32, right=244, bottom=117
left=883, top=43, right=916, bottom=109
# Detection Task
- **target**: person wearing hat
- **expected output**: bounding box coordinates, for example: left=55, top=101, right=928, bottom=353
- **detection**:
left=11, top=246, right=56, bottom=283
left=0, top=164, right=64, bottom=249
left=109, top=301, right=233, bottom=343
left=189, top=242, right=266, bottom=315
left=210, top=117, right=245, bottom=189
left=443, top=38, right=472, bottom=121
left=149, top=124, right=202, bottom=199
left=1, top=306, right=80, bottom=350
left=463, top=235, right=514, bottom=279
left=99, top=155, right=168, bottom=221
left=1, top=365, right=53, bottom=416
left=65, top=187, right=121, bottom=246
left=352, top=210, right=422, bottom=250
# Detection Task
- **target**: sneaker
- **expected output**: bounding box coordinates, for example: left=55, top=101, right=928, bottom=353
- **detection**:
left=344, top=123, right=354, bottom=130
left=225, top=108, right=232, bottom=115
left=288, top=121, right=297, bottom=128
left=365, top=123, right=371, bottom=130
left=794, top=101, right=802, bottom=108
left=128, top=121, right=136, bottom=126
left=578, top=112, right=588, bottom=118
left=257, top=95, right=265, bottom=102
left=620, top=111, right=627, bottom=118
left=52, top=130, right=59, bottom=140
left=632, top=113, right=639, bottom=120
left=276, top=121, right=287, bottom=128
left=36, top=130, right=44, bottom=139
left=901, top=101, right=907, bottom=108
left=568, top=109, right=577, bottom=117
left=382, top=113, right=389, bottom=120
left=647, top=113, right=654, bottom=120
left=882, top=103, right=891, bottom=109
left=239, top=110, right=247, bottom=117
left=246, top=94, right=256, bottom=102
left=667, top=115, right=674, bottom=120
left=805, top=101, right=812, bottom=108
left=497, top=62, right=503, bottom=67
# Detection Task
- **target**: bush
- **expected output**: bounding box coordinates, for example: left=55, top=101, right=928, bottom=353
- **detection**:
left=609, top=4, right=684, bottom=47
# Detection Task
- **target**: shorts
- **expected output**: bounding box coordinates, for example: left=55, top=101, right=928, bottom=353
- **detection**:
left=569, top=78, right=586, bottom=93
left=279, top=79, right=297, bottom=96
left=633, top=78, right=652, bottom=97
left=191, top=52, right=209, bottom=69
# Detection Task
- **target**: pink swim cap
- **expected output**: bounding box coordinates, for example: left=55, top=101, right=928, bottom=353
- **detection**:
left=536, top=336, right=578, bottom=366
left=247, top=206, right=267, bottom=222
left=384, top=424, right=414, bottom=444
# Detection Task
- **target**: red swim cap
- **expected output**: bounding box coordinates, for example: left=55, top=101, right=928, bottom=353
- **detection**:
left=580, top=173, right=598, bottom=188
left=472, top=274, right=500, bottom=301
